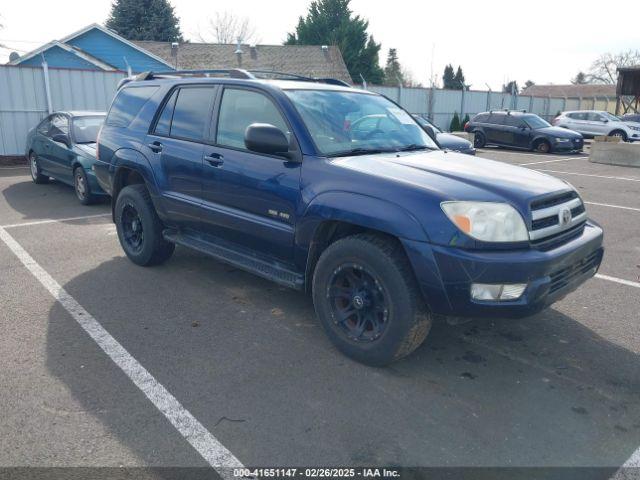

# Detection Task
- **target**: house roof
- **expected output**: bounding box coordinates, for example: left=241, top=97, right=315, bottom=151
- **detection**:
left=521, top=84, right=616, bottom=98
left=133, top=41, right=353, bottom=84
left=8, top=40, right=117, bottom=70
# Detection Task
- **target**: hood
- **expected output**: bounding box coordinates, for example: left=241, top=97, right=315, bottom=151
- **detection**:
left=535, top=126, right=582, bottom=138
left=75, top=143, right=97, bottom=158
left=436, top=132, right=473, bottom=150
left=622, top=120, right=640, bottom=128
left=332, top=149, right=571, bottom=209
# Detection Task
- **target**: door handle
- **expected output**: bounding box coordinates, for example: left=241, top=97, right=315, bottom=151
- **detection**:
left=204, top=152, right=224, bottom=167
left=148, top=141, right=163, bottom=153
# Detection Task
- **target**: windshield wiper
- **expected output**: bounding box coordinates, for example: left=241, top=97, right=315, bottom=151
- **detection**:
left=396, top=144, right=435, bottom=152
left=327, top=147, right=396, bottom=158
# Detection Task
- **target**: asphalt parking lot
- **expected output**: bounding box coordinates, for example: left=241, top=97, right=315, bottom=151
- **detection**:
left=1, top=147, right=639, bottom=478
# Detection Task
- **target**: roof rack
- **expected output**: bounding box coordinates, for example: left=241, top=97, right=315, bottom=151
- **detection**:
left=118, top=69, right=351, bottom=88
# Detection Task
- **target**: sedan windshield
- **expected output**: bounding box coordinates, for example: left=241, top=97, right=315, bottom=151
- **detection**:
left=523, top=115, right=551, bottom=129
left=285, top=89, right=439, bottom=156
left=72, top=116, right=105, bottom=144
left=603, top=112, right=621, bottom=122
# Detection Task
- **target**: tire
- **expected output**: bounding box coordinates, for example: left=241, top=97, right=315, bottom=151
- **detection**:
left=73, top=166, right=96, bottom=205
left=312, top=233, right=432, bottom=366
left=609, top=130, right=628, bottom=142
left=115, top=184, right=175, bottom=266
left=29, top=152, right=49, bottom=184
left=473, top=131, right=486, bottom=148
left=534, top=139, right=551, bottom=153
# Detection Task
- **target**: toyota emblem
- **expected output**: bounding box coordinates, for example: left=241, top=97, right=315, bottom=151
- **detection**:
left=559, top=208, right=572, bottom=226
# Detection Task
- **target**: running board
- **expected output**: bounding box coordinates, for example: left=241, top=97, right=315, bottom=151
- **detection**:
left=163, top=229, right=304, bottom=290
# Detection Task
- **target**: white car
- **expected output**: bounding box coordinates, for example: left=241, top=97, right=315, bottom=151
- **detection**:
left=553, top=110, right=640, bottom=142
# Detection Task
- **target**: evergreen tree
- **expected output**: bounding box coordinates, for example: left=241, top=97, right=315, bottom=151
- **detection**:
left=453, top=66, right=465, bottom=89
left=524, top=80, right=535, bottom=89
left=571, top=72, right=588, bottom=85
left=383, top=48, right=405, bottom=86
left=502, top=80, right=519, bottom=94
left=286, top=0, right=384, bottom=84
left=449, top=112, right=461, bottom=132
left=442, top=64, right=456, bottom=89
left=461, top=113, right=470, bottom=127
left=106, top=0, right=183, bottom=42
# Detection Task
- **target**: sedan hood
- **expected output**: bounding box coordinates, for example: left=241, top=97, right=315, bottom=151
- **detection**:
left=536, top=126, right=582, bottom=138
left=436, top=132, right=473, bottom=150
left=75, top=143, right=97, bottom=158
left=332, top=149, right=571, bottom=208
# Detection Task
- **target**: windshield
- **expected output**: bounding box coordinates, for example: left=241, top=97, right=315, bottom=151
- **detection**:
left=413, top=115, right=442, bottom=133
left=72, top=116, right=105, bottom=144
left=285, top=90, right=439, bottom=156
left=523, top=115, right=551, bottom=129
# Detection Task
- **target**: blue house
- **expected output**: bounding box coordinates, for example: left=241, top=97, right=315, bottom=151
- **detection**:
left=8, top=23, right=174, bottom=73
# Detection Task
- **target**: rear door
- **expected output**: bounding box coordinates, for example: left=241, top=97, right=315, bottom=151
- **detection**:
left=567, top=112, right=589, bottom=134
left=146, top=85, right=218, bottom=229
left=199, top=86, right=301, bottom=263
left=485, top=113, right=507, bottom=145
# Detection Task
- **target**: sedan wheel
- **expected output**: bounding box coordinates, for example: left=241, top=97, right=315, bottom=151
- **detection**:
left=73, top=167, right=95, bottom=205
left=29, top=153, right=49, bottom=184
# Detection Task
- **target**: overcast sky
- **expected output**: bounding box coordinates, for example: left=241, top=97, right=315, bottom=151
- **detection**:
left=1, top=0, right=638, bottom=89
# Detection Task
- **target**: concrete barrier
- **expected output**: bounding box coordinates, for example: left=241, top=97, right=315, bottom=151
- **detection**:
left=589, top=140, right=640, bottom=168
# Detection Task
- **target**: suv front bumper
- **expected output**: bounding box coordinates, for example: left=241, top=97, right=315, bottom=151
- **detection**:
left=402, top=221, right=604, bottom=319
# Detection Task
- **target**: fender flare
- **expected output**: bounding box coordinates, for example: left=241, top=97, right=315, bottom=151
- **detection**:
left=297, top=191, right=430, bottom=247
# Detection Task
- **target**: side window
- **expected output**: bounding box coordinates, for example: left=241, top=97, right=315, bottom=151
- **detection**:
left=587, top=112, right=604, bottom=122
left=216, top=88, right=289, bottom=150
left=49, top=114, right=69, bottom=137
left=504, top=116, right=524, bottom=127
left=573, top=112, right=588, bottom=120
left=169, top=87, right=216, bottom=141
left=154, top=89, right=178, bottom=137
left=474, top=114, right=489, bottom=123
left=487, top=114, right=505, bottom=125
left=106, top=86, right=159, bottom=127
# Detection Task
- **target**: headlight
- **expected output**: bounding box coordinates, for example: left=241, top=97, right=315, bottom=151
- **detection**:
left=630, top=126, right=640, bottom=132
left=441, top=201, right=529, bottom=242
left=555, top=137, right=571, bottom=142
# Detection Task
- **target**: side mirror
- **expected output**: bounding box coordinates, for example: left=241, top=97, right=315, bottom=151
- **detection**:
left=52, top=133, right=71, bottom=147
left=245, top=123, right=290, bottom=157
left=603, top=119, right=609, bottom=123
left=519, top=125, right=528, bottom=130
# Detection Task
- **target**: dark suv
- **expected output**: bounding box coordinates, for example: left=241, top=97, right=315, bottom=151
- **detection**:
left=96, top=70, right=603, bottom=365
left=465, top=111, right=583, bottom=153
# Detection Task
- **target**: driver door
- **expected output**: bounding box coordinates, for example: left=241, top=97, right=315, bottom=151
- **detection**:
left=43, top=114, right=74, bottom=182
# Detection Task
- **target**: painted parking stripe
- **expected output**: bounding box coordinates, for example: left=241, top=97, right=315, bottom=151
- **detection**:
left=1, top=213, right=111, bottom=229
left=520, top=157, right=588, bottom=166
left=585, top=202, right=640, bottom=213
left=595, top=274, right=640, bottom=289
left=0, top=226, right=244, bottom=477
left=535, top=169, right=640, bottom=182
left=0, top=165, right=29, bottom=170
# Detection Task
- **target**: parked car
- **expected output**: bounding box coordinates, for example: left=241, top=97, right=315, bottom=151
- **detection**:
left=622, top=113, right=640, bottom=123
left=553, top=110, right=640, bottom=142
left=96, top=71, right=603, bottom=366
left=411, top=115, right=476, bottom=155
left=26, top=111, right=108, bottom=204
left=465, top=111, right=584, bottom=153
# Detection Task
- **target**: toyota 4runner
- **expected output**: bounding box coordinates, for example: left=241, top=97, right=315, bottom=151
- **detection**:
left=95, top=70, right=604, bottom=366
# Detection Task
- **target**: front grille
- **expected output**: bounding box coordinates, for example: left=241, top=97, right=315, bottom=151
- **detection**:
left=529, top=190, right=587, bottom=247
left=549, top=250, right=601, bottom=294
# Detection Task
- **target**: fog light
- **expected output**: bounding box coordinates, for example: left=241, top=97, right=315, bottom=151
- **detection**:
left=471, top=283, right=527, bottom=301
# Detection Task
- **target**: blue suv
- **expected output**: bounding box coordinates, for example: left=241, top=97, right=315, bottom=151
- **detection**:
left=96, top=70, right=604, bottom=365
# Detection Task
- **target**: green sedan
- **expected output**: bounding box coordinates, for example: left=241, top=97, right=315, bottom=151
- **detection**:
left=25, top=111, right=107, bottom=205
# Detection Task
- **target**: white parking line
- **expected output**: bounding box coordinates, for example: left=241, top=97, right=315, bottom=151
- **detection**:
left=612, top=449, right=640, bottom=479
left=595, top=274, right=640, bottom=289
left=1, top=213, right=111, bottom=229
left=0, top=165, right=28, bottom=170
left=585, top=201, right=640, bottom=212
left=0, top=226, right=243, bottom=477
left=520, top=157, right=588, bottom=166
left=535, top=169, right=640, bottom=182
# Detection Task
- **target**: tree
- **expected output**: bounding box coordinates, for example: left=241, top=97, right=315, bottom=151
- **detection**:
left=588, top=50, right=640, bottom=84
left=442, top=64, right=455, bottom=89
left=502, top=80, right=519, bottom=94
left=454, top=66, right=465, bottom=89
left=571, top=72, right=588, bottom=85
left=461, top=113, right=470, bottom=127
left=524, top=80, right=535, bottom=89
left=383, top=48, right=404, bottom=86
left=106, top=0, right=183, bottom=42
left=285, top=0, right=384, bottom=84
left=196, top=11, right=258, bottom=44
left=449, top=112, right=461, bottom=132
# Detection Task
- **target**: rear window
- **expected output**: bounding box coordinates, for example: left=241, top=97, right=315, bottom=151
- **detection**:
left=106, top=86, right=158, bottom=127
